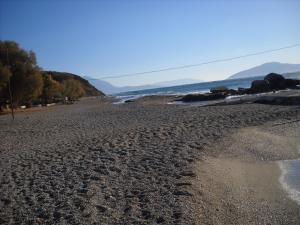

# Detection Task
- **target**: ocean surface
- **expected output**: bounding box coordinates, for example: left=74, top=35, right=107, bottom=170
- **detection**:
left=114, top=76, right=262, bottom=103
left=115, top=73, right=300, bottom=102
left=117, top=76, right=263, bottom=97
left=279, top=155, right=300, bottom=205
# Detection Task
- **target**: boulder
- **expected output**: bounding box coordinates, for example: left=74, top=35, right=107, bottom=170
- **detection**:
left=236, top=87, right=250, bottom=95
left=210, top=86, right=237, bottom=95
left=285, top=79, right=300, bottom=89
left=210, top=86, right=228, bottom=94
left=180, top=93, right=226, bottom=102
left=249, top=80, right=271, bottom=93
left=264, top=73, right=286, bottom=90
left=254, top=96, right=300, bottom=105
left=124, top=99, right=135, bottom=103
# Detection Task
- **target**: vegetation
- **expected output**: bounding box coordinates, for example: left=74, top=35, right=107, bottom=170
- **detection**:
left=42, top=74, right=63, bottom=104
left=44, top=71, right=103, bottom=97
left=62, top=79, right=84, bottom=101
left=0, top=40, right=103, bottom=113
left=0, top=41, right=43, bottom=107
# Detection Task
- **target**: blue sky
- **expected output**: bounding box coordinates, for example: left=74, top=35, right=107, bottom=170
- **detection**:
left=1, top=0, right=300, bottom=86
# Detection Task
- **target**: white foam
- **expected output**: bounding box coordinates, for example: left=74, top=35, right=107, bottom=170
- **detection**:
left=278, top=160, right=300, bottom=205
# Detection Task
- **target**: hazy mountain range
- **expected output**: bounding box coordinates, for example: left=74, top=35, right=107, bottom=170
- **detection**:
left=228, top=62, right=300, bottom=79
left=84, top=77, right=202, bottom=94
left=84, top=62, right=300, bottom=94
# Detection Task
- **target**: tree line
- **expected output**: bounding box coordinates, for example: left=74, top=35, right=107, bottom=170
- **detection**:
left=0, top=41, right=85, bottom=112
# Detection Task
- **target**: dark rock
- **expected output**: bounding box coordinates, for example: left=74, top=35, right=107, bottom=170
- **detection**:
left=173, top=211, right=182, bottom=219
left=254, top=96, right=300, bottom=105
left=173, top=190, right=193, bottom=196
left=156, top=217, right=165, bottom=223
left=77, top=188, right=88, bottom=194
left=53, top=211, right=62, bottom=221
left=285, top=79, right=299, bottom=89
left=210, top=86, right=237, bottom=95
left=264, top=73, right=286, bottom=90
left=141, top=209, right=152, bottom=219
left=180, top=171, right=196, bottom=177
left=124, top=206, right=132, bottom=214
left=237, top=87, right=249, bottom=95
left=1, top=198, right=11, bottom=205
left=210, top=86, right=228, bottom=94
left=96, top=205, right=107, bottom=212
left=249, top=80, right=271, bottom=93
left=180, top=93, right=226, bottom=102
left=175, top=182, right=192, bottom=186
left=125, top=99, right=135, bottom=103
left=36, top=207, right=49, bottom=219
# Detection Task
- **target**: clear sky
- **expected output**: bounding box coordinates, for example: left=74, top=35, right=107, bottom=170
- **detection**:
left=1, top=0, right=300, bottom=86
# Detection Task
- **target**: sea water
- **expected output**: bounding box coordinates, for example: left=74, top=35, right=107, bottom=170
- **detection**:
left=117, top=76, right=264, bottom=97
left=278, top=147, right=300, bottom=205
left=115, top=73, right=300, bottom=102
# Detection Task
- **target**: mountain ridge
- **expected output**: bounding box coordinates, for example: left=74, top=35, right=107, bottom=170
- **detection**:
left=85, top=77, right=203, bottom=94
left=228, top=62, right=300, bottom=79
left=44, top=71, right=105, bottom=96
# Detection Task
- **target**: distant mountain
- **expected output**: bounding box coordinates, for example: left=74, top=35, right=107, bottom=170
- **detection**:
left=282, top=71, right=300, bottom=80
left=228, top=62, right=300, bottom=79
left=155, top=79, right=202, bottom=87
left=84, top=77, right=202, bottom=94
left=44, top=71, right=105, bottom=96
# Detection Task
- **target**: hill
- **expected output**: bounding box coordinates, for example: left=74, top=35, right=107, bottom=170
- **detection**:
left=228, top=62, right=300, bottom=79
left=84, top=77, right=202, bottom=95
left=282, top=71, right=300, bottom=80
left=44, top=71, right=105, bottom=96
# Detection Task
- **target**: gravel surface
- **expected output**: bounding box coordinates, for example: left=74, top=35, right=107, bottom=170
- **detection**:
left=0, top=97, right=300, bottom=225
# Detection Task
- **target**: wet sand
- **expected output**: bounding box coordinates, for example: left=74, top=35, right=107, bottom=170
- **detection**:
left=0, top=97, right=300, bottom=225
left=193, top=125, right=300, bottom=225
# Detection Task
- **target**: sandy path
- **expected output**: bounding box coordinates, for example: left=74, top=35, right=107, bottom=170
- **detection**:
left=0, top=98, right=300, bottom=225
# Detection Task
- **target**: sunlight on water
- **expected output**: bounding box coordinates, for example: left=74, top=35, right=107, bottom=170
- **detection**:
left=278, top=146, right=300, bottom=205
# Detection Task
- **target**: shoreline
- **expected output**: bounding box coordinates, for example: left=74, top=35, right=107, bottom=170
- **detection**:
left=278, top=158, right=300, bottom=206
left=1, top=96, right=300, bottom=224
left=190, top=124, right=300, bottom=224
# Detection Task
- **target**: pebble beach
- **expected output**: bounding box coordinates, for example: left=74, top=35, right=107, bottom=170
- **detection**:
left=0, top=95, right=300, bottom=225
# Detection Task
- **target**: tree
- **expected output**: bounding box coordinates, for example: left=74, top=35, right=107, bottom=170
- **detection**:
left=0, top=63, right=11, bottom=90
left=42, top=74, right=63, bottom=103
left=62, top=79, right=85, bottom=100
left=0, top=63, right=12, bottom=112
left=0, top=41, right=43, bottom=107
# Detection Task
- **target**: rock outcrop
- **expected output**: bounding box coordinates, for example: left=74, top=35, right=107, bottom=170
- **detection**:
left=179, top=73, right=300, bottom=102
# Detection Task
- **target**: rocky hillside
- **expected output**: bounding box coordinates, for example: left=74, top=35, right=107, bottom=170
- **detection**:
left=44, top=71, right=105, bottom=96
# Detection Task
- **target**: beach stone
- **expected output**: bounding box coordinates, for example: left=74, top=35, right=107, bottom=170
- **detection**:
left=173, top=211, right=182, bottom=219
left=237, top=87, right=250, bottom=95
left=175, top=182, right=192, bottom=186
left=285, top=79, right=299, bottom=88
left=210, top=86, right=237, bottom=95
left=125, top=99, right=135, bottom=103
left=180, top=93, right=226, bottom=102
left=96, top=205, right=107, bottom=213
left=141, top=209, right=152, bottom=219
left=36, top=207, right=49, bottom=219
left=210, top=86, right=228, bottom=94
left=254, top=96, right=300, bottom=105
left=156, top=217, right=165, bottom=223
left=53, top=211, right=62, bottom=221
left=250, top=80, right=271, bottom=93
left=264, top=73, right=286, bottom=90
left=174, top=190, right=193, bottom=196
